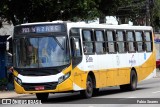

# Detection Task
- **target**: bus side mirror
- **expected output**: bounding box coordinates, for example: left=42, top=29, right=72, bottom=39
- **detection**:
left=6, top=36, right=13, bottom=56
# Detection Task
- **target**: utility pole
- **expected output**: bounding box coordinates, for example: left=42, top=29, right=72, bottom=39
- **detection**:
left=146, top=0, right=150, bottom=26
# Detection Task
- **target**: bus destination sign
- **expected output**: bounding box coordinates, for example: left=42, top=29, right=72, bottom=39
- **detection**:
left=16, top=24, right=65, bottom=34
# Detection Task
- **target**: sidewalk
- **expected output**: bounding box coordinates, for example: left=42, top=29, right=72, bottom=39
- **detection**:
left=0, top=91, right=34, bottom=99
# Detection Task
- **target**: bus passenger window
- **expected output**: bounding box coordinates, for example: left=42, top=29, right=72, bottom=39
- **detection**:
left=127, top=31, right=136, bottom=52
left=117, top=31, right=125, bottom=53
left=135, top=31, right=144, bottom=52
left=82, top=30, right=94, bottom=54
left=145, top=32, right=152, bottom=52
left=106, top=31, right=116, bottom=53
left=95, top=30, right=105, bottom=54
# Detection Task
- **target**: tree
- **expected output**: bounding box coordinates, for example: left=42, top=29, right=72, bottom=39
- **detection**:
left=96, top=0, right=133, bottom=23
left=152, top=0, right=160, bottom=29
left=1, top=0, right=160, bottom=28
left=0, top=0, right=100, bottom=27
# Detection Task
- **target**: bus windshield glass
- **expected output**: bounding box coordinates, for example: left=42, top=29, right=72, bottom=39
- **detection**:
left=14, top=36, right=70, bottom=68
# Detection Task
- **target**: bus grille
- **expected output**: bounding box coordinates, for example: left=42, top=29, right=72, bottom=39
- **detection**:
left=22, top=82, right=58, bottom=91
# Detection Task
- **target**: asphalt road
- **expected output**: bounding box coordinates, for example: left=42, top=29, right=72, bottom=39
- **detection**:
left=1, top=71, right=160, bottom=107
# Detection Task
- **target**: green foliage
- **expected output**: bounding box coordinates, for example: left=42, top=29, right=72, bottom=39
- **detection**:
left=0, top=0, right=100, bottom=26
left=152, top=0, right=160, bottom=28
left=0, top=0, right=160, bottom=28
left=154, top=0, right=160, bottom=17
left=97, top=0, right=133, bottom=16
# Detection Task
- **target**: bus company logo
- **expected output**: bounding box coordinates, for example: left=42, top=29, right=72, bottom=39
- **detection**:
left=86, top=55, right=93, bottom=62
left=129, top=60, right=136, bottom=65
left=129, top=54, right=136, bottom=66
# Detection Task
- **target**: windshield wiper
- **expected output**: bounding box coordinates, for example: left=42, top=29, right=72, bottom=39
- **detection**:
left=54, top=37, right=64, bottom=50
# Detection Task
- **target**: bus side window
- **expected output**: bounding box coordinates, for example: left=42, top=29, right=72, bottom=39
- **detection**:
left=95, top=30, right=105, bottom=54
left=106, top=30, right=116, bottom=53
left=144, top=31, right=152, bottom=52
left=116, top=31, right=126, bottom=53
left=127, top=31, right=136, bottom=52
left=135, top=31, right=144, bottom=52
left=82, top=30, right=95, bottom=54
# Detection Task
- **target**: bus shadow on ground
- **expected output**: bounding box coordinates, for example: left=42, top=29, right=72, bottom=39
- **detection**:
left=44, top=87, right=149, bottom=104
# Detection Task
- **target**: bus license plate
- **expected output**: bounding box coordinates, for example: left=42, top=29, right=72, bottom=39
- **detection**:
left=35, top=86, right=44, bottom=90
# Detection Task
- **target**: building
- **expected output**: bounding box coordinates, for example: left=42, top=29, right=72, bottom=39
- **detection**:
left=0, top=22, right=13, bottom=79
left=155, top=33, right=160, bottom=60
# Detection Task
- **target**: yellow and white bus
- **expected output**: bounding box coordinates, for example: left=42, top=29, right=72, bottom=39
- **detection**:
left=11, top=21, right=156, bottom=100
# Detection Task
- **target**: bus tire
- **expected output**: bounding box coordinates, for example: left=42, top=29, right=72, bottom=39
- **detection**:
left=128, top=70, right=137, bottom=91
left=120, top=70, right=137, bottom=91
left=80, top=75, right=93, bottom=98
left=36, top=93, right=49, bottom=102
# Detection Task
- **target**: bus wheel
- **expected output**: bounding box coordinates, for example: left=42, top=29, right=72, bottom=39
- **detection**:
left=128, top=70, right=137, bottom=91
left=80, top=75, right=93, bottom=98
left=120, top=70, right=137, bottom=91
left=36, top=93, right=49, bottom=102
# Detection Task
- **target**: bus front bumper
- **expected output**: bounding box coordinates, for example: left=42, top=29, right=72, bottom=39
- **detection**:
left=14, top=78, right=73, bottom=94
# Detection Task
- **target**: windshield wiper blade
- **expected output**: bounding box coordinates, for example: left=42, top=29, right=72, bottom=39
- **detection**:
left=54, top=37, right=64, bottom=50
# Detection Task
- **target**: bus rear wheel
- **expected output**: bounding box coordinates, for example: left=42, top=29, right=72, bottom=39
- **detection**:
left=36, top=93, right=49, bottom=102
left=120, top=70, right=137, bottom=91
left=80, top=75, right=93, bottom=98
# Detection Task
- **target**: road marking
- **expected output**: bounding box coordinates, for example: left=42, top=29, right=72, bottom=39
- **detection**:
left=152, top=91, right=160, bottom=94
left=119, top=97, right=137, bottom=101
left=88, top=106, right=94, bottom=107
left=127, top=97, right=137, bottom=98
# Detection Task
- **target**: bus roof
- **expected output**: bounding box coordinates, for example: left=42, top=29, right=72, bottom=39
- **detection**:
left=66, top=23, right=153, bottom=31
left=17, top=21, right=153, bottom=31
left=18, top=20, right=67, bottom=26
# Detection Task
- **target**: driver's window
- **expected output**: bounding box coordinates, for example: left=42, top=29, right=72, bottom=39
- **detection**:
left=70, top=37, right=82, bottom=57
left=74, top=38, right=82, bottom=57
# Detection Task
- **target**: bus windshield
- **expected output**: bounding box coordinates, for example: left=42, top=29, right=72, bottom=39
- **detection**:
left=14, top=36, right=70, bottom=68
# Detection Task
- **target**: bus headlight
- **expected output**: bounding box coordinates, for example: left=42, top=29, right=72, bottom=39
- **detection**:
left=14, top=77, right=22, bottom=86
left=58, top=72, right=71, bottom=84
